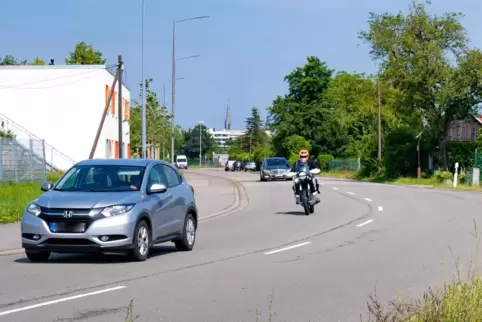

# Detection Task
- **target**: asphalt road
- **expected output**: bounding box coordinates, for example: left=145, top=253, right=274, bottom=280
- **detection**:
left=0, top=169, right=480, bottom=321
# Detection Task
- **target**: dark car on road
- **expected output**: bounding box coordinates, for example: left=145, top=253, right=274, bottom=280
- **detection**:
left=259, top=157, right=291, bottom=181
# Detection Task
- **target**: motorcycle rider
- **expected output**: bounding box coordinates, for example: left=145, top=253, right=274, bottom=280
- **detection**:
left=290, top=149, right=321, bottom=204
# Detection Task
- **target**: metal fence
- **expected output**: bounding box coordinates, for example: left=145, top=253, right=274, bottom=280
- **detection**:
left=328, top=158, right=361, bottom=171
left=0, top=137, right=49, bottom=183
left=0, top=112, right=76, bottom=172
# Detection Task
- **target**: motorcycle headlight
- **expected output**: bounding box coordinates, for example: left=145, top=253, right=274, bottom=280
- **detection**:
left=299, top=172, right=307, bottom=180
left=100, top=204, right=135, bottom=217
left=26, top=203, right=41, bottom=217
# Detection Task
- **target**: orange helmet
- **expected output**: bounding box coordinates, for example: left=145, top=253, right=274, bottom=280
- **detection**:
left=299, top=149, right=309, bottom=161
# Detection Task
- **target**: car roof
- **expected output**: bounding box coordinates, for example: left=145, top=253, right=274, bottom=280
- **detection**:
left=75, top=158, right=168, bottom=167
left=265, top=157, right=287, bottom=161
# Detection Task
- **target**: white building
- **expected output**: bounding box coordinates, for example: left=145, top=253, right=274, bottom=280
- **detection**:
left=0, top=64, right=130, bottom=171
left=207, top=127, right=272, bottom=148
left=207, top=128, right=246, bottom=147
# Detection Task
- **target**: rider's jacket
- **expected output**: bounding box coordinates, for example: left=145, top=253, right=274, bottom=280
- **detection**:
left=290, top=158, right=320, bottom=173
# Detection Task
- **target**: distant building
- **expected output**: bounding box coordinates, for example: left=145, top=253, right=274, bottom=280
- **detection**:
left=0, top=64, right=131, bottom=171
left=207, top=128, right=246, bottom=147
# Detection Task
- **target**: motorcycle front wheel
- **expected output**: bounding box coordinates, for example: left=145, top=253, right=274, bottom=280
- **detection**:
left=302, top=189, right=310, bottom=215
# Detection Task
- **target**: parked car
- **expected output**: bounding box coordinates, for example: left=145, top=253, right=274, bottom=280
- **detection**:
left=244, top=161, right=256, bottom=172
left=233, top=160, right=243, bottom=171
left=260, top=157, right=291, bottom=181
left=20, top=158, right=198, bottom=262
left=175, top=155, right=188, bottom=170
left=225, top=160, right=235, bottom=171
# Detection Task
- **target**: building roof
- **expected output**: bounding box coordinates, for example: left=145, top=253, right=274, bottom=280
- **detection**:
left=0, top=64, right=129, bottom=90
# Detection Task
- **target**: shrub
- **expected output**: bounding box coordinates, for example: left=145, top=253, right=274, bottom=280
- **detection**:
left=317, top=154, right=334, bottom=171
left=459, top=172, right=467, bottom=184
left=436, top=170, right=453, bottom=182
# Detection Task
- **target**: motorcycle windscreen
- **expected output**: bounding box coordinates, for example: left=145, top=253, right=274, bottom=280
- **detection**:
left=296, top=162, right=310, bottom=174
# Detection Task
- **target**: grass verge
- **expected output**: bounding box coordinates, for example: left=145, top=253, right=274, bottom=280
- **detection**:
left=362, top=219, right=482, bottom=321
left=0, top=171, right=63, bottom=224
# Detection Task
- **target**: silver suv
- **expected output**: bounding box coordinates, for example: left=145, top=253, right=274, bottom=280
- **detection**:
left=21, top=159, right=198, bottom=262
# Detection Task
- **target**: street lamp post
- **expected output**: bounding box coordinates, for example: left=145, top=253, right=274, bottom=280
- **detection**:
left=198, top=121, right=204, bottom=167
left=141, top=0, right=146, bottom=159
left=171, top=15, right=209, bottom=163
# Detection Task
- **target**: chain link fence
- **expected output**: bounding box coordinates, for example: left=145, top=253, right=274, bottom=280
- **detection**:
left=0, top=137, right=50, bottom=183
left=328, top=158, right=361, bottom=171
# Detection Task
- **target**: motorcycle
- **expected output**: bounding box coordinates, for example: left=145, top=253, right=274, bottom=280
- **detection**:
left=286, top=164, right=321, bottom=215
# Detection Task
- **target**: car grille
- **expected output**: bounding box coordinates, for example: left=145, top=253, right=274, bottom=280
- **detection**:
left=39, top=207, right=95, bottom=233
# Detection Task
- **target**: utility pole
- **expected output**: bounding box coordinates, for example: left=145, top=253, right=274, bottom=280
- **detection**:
left=170, top=20, right=176, bottom=163
left=377, top=76, right=382, bottom=160
left=117, top=55, right=123, bottom=158
left=198, top=121, right=204, bottom=167
left=163, top=83, right=166, bottom=107
left=89, top=67, right=120, bottom=159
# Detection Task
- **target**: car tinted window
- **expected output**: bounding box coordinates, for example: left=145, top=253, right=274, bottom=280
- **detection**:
left=162, top=165, right=181, bottom=187
left=54, top=165, right=145, bottom=192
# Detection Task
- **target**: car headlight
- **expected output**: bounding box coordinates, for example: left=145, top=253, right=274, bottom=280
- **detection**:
left=299, top=172, right=307, bottom=180
left=100, top=204, right=135, bottom=217
left=26, top=203, right=41, bottom=217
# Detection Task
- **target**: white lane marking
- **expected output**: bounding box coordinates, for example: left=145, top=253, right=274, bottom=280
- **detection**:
left=0, top=286, right=127, bottom=317
left=346, top=192, right=355, bottom=195
left=332, top=187, right=339, bottom=190
left=264, top=242, right=312, bottom=255
left=378, top=206, right=383, bottom=211
left=356, top=219, right=374, bottom=227
left=364, top=198, right=373, bottom=202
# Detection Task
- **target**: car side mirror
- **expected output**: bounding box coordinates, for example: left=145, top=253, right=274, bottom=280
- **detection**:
left=148, top=183, right=167, bottom=194
left=41, top=182, right=53, bottom=192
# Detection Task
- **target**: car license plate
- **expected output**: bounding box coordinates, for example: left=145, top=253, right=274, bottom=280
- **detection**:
left=49, top=222, right=86, bottom=233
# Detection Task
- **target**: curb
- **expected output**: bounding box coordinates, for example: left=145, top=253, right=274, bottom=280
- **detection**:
left=0, top=171, right=249, bottom=257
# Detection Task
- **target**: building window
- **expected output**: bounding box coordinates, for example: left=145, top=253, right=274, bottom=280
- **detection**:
left=106, top=139, right=111, bottom=158
left=124, top=100, right=130, bottom=120
left=112, top=91, right=117, bottom=115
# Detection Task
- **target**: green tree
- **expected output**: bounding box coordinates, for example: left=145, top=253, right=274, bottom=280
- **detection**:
left=182, top=124, right=217, bottom=159
left=359, top=0, right=482, bottom=167
left=129, top=78, right=172, bottom=158
left=31, top=57, right=45, bottom=65
left=0, top=55, right=18, bottom=65
left=268, top=56, right=334, bottom=156
left=238, top=107, right=269, bottom=153
left=65, top=41, right=106, bottom=65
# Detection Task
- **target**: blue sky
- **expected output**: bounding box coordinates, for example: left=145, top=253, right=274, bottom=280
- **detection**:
left=1, top=0, right=481, bottom=131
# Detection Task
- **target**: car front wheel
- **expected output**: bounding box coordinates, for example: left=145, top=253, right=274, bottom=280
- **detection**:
left=25, top=250, right=50, bottom=262
left=175, top=214, right=196, bottom=251
left=130, top=220, right=150, bottom=261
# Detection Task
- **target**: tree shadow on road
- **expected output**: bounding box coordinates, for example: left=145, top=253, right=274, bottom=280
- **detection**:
left=275, top=211, right=306, bottom=216
left=14, top=245, right=178, bottom=264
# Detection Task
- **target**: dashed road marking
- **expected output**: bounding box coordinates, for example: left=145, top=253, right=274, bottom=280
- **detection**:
left=364, top=198, right=373, bottom=202
left=378, top=206, right=383, bottom=211
left=356, top=219, right=374, bottom=227
left=264, top=242, right=312, bottom=255
left=332, top=187, right=339, bottom=190
left=346, top=192, right=355, bottom=195
left=0, top=286, right=127, bottom=317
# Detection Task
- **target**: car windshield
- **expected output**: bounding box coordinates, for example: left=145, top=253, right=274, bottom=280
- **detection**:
left=53, top=165, right=145, bottom=192
left=177, top=158, right=187, bottom=162
left=266, top=158, right=289, bottom=168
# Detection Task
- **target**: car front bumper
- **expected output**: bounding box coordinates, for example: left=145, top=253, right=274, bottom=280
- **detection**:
left=21, top=212, right=138, bottom=254
left=261, top=171, right=289, bottom=179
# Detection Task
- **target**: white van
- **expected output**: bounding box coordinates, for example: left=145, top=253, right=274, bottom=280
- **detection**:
left=176, top=155, right=188, bottom=169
